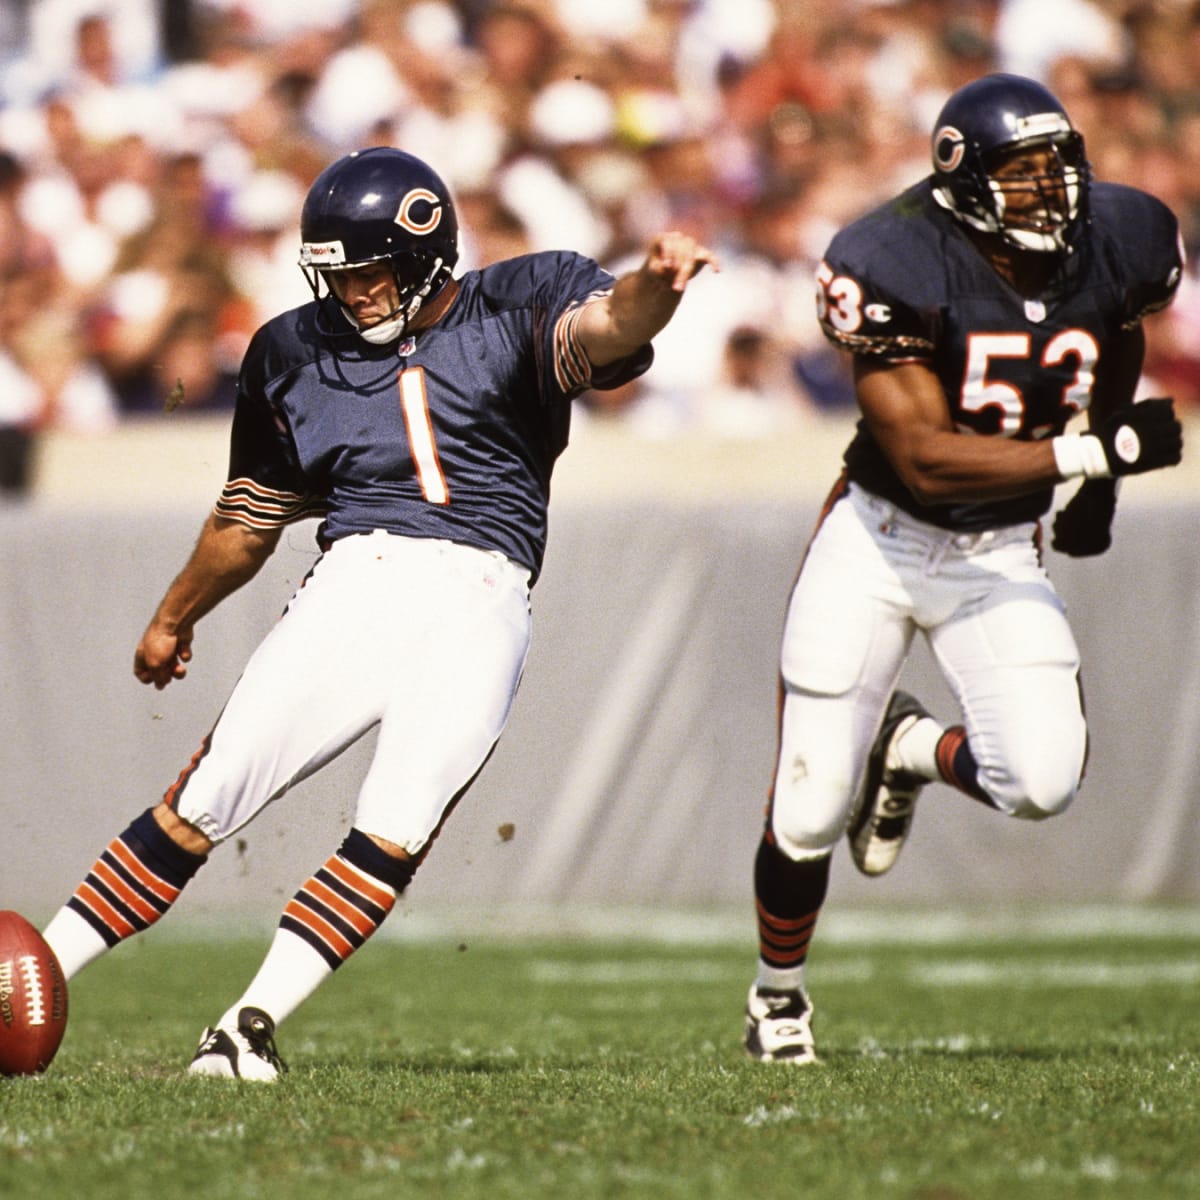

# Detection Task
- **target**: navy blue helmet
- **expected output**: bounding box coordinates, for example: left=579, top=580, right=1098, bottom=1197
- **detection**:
left=299, top=147, right=459, bottom=338
left=930, top=74, right=1090, bottom=254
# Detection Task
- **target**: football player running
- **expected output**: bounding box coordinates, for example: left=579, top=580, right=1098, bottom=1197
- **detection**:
left=744, top=74, right=1184, bottom=1064
left=41, top=147, right=717, bottom=1080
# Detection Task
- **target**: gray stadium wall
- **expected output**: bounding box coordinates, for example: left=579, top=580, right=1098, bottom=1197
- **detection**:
left=3, top=418, right=1199, bottom=927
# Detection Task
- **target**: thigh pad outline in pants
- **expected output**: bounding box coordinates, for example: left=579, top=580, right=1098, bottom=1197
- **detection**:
left=170, top=535, right=531, bottom=848
left=931, top=571, right=1085, bottom=819
left=772, top=507, right=914, bottom=856
left=354, top=557, right=532, bottom=853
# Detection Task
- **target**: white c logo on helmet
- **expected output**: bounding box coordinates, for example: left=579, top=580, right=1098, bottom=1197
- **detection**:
left=394, top=188, right=443, bottom=236
left=933, top=126, right=965, bottom=172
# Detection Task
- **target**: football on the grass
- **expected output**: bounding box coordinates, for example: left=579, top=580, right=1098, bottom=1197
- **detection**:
left=0, top=910, right=68, bottom=1075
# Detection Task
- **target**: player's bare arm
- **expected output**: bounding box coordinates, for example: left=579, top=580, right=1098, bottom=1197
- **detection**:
left=858, top=349, right=1181, bottom=508
left=576, top=231, right=719, bottom=366
left=134, top=514, right=281, bottom=689
left=856, top=358, right=1063, bottom=505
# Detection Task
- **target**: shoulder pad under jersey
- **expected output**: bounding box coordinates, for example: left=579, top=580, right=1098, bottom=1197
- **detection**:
left=1087, top=182, right=1183, bottom=327
left=816, top=181, right=954, bottom=361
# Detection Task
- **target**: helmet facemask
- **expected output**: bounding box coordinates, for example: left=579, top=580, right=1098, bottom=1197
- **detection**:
left=979, top=135, right=1088, bottom=253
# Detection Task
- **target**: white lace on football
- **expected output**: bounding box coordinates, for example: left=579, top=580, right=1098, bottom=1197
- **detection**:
left=17, top=955, right=47, bottom=1026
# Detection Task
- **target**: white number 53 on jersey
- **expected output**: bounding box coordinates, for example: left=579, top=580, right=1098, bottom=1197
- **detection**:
left=816, top=263, right=1098, bottom=437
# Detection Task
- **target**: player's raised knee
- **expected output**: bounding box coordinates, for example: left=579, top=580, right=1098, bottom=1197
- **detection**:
left=982, top=758, right=1080, bottom=820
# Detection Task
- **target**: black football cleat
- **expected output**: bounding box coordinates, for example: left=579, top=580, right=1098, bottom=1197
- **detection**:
left=849, top=690, right=931, bottom=876
left=187, top=1006, right=287, bottom=1082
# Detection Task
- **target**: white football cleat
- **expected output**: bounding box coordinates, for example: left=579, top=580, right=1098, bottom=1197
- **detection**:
left=743, top=985, right=817, bottom=1064
left=187, top=1006, right=287, bottom=1082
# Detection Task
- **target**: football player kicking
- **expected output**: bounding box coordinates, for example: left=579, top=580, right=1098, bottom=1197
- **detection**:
left=744, top=74, right=1184, bottom=1064
left=41, top=147, right=717, bottom=1080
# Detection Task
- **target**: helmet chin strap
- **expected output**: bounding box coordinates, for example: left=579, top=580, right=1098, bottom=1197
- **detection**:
left=350, top=301, right=421, bottom=345
left=339, top=256, right=448, bottom=346
left=1004, top=227, right=1066, bottom=254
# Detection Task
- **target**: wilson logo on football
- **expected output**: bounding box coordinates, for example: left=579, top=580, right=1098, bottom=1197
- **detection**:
left=0, top=961, right=13, bottom=1027
left=394, top=188, right=443, bottom=236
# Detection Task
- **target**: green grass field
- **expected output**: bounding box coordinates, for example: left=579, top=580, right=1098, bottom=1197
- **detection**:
left=2, top=908, right=1198, bottom=1199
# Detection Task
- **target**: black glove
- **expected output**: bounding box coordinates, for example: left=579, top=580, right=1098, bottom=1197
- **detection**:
left=1092, top=397, right=1182, bottom=476
left=1051, top=478, right=1118, bottom=557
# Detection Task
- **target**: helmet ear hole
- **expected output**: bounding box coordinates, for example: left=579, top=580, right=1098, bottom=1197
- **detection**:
left=391, top=252, right=437, bottom=292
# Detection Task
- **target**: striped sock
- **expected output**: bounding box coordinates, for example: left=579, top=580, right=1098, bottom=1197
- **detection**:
left=45, top=808, right=206, bottom=978
left=896, top=717, right=991, bottom=804
left=935, top=726, right=992, bottom=804
left=753, top=835, right=831, bottom=993
left=222, top=831, right=415, bottom=1029
left=280, top=830, right=413, bottom=969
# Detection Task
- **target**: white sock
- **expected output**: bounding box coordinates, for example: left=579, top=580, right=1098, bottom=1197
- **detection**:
left=891, top=715, right=944, bottom=779
left=756, top=963, right=807, bottom=994
left=42, top=907, right=111, bottom=981
left=218, top=928, right=335, bottom=1030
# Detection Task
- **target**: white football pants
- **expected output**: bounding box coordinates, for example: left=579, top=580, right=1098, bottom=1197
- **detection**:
left=168, top=531, right=532, bottom=854
left=771, top=483, right=1087, bottom=860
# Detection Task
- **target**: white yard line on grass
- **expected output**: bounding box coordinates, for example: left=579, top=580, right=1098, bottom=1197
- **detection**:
left=526, top=955, right=1200, bottom=989
left=179, top=902, right=1200, bottom=945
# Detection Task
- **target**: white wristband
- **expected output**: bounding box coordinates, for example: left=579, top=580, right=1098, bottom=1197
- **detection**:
left=1052, top=433, right=1112, bottom=480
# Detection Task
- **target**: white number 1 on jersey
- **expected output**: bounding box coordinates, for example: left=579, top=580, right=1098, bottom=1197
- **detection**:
left=398, top=367, right=449, bottom=504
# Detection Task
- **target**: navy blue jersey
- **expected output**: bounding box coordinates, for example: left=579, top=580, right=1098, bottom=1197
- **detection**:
left=214, top=251, right=652, bottom=581
left=816, top=178, right=1182, bottom=530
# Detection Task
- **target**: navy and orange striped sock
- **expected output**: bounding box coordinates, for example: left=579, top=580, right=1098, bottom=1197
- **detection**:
left=43, top=808, right=206, bottom=979
left=279, top=830, right=414, bottom=970
left=935, top=726, right=993, bottom=805
left=65, top=808, right=206, bottom=947
left=753, top=834, right=831, bottom=991
left=222, top=831, right=415, bottom=1030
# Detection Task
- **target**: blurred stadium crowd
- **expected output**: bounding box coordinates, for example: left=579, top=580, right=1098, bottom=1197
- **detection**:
left=4, top=0, right=1200, bottom=493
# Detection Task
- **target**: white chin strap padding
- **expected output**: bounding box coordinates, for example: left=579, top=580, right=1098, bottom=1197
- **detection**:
left=357, top=312, right=410, bottom=345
